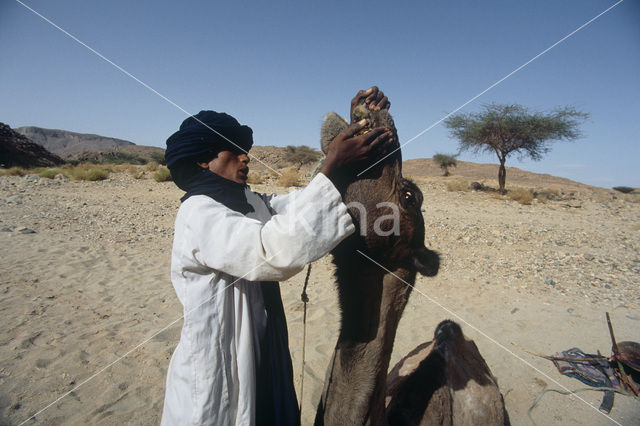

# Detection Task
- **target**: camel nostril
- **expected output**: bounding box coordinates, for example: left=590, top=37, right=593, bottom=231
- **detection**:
left=413, top=247, right=440, bottom=277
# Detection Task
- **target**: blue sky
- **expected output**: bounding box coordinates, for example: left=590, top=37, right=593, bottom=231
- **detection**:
left=1, top=0, right=638, bottom=188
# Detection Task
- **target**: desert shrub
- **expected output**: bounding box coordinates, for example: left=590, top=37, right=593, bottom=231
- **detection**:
left=149, top=151, right=166, bottom=165
left=534, top=188, right=560, bottom=203
left=625, top=193, right=640, bottom=204
left=86, top=168, right=109, bottom=181
left=534, top=193, right=549, bottom=204
left=109, top=163, right=129, bottom=173
left=102, top=151, right=147, bottom=165
left=129, top=167, right=145, bottom=179
left=507, top=187, right=534, bottom=205
left=246, top=173, right=265, bottom=184
left=70, top=165, right=110, bottom=181
left=153, top=167, right=172, bottom=182
left=0, top=167, right=27, bottom=176
left=277, top=167, right=301, bottom=187
left=445, top=179, right=470, bottom=192
left=536, top=188, right=560, bottom=200
left=433, top=153, right=458, bottom=176
left=144, top=161, right=160, bottom=172
left=613, top=186, right=635, bottom=194
left=39, top=168, right=67, bottom=179
left=284, top=145, right=321, bottom=166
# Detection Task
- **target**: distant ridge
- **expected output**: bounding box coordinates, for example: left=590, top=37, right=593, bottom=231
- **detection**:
left=16, top=126, right=135, bottom=156
left=0, top=123, right=65, bottom=168
left=14, top=126, right=164, bottom=164
left=403, top=158, right=594, bottom=190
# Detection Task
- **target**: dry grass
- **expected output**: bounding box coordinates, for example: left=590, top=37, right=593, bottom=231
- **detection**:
left=534, top=188, right=560, bottom=202
left=445, top=179, right=470, bottom=192
left=38, top=168, right=68, bottom=179
left=276, top=167, right=301, bottom=187
left=267, top=168, right=280, bottom=178
left=70, top=164, right=110, bottom=181
left=144, top=161, right=160, bottom=172
left=623, top=193, right=640, bottom=204
left=247, top=173, right=265, bottom=185
left=507, top=187, right=534, bottom=205
left=109, top=164, right=128, bottom=173
left=152, top=167, right=172, bottom=182
left=0, top=167, right=27, bottom=176
left=534, top=193, right=549, bottom=204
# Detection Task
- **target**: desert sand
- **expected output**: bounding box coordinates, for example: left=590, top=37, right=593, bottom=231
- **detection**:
left=1, top=167, right=639, bottom=425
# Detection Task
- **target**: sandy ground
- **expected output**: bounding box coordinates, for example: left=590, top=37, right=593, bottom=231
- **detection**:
left=0, top=171, right=639, bottom=425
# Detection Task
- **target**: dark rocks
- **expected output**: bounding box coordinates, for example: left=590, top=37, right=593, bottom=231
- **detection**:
left=470, top=181, right=486, bottom=191
left=0, top=122, right=65, bottom=168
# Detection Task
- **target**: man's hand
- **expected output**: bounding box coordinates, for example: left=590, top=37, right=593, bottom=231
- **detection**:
left=350, top=86, right=390, bottom=122
left=320, top=119, right=393, bottom=179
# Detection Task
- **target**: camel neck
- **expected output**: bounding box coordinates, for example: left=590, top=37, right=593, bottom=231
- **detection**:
left=316, top=268, right=415, bottom=425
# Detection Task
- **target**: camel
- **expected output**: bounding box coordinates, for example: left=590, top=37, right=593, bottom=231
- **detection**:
left=313, top=101, right=508, bottom=425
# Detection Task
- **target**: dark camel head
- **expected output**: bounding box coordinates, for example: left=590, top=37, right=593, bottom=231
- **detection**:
left=320, top=104, right=439, bottom=278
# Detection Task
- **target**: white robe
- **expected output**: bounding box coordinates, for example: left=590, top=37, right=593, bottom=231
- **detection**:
left=161, top=173, right=354, bottom=425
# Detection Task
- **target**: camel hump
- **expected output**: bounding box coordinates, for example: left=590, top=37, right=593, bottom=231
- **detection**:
left=387, top=321, right=509, bottom=425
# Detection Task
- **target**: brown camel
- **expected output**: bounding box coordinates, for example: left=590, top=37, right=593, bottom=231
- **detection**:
left=314, top=101, right=508, bottom=425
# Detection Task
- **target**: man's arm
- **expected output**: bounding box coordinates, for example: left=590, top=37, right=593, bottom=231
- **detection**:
left=182, top=173, right=354, bottom=282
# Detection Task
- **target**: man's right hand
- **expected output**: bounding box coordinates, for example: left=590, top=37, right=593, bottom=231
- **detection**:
left=319, top=119, right=393, bottom=179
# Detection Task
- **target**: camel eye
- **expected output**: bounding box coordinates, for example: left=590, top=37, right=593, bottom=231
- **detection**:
left=403, top=190, right=416, bottom=206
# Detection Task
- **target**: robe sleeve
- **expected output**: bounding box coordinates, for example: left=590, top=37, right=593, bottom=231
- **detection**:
left=181, top=173, right=354, bottom=282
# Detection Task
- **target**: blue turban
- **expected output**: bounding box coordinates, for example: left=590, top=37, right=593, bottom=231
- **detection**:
left=164, top=110, right=253, bottom=168
left=165, top=111, right=255, bottom=214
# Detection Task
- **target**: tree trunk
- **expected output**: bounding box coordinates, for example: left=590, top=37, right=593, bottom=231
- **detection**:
left=498, top=160, right=506, bottom=194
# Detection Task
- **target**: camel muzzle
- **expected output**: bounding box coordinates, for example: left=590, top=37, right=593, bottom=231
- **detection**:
left=413, top=246, right=440, bottom=277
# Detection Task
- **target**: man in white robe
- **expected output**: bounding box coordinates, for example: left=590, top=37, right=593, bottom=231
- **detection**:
left=161, top=88, right=391, bottom=425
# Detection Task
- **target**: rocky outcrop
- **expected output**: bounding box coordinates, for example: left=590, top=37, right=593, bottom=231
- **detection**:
left=0, top=123, right=65, bottom=168
left=15, top=126, right=165, bottom=164
left=15, top=126, right=135, bottom=156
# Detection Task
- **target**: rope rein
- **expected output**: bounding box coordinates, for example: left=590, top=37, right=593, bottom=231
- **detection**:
left=298, top=264, right=311, bottom=413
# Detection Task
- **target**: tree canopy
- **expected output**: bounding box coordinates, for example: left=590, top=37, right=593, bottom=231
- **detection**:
left=444, top=103, right=588, bottom=192
left=432, top=153, right=458, bottom=176
left=284, top=145, right=321, bottom=166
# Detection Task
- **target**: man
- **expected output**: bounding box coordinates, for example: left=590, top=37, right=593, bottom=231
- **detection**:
left=161, top=88, right=390, bottom=425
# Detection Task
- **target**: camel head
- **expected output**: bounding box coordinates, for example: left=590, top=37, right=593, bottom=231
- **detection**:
left=320, top=104, right=439, bottom=278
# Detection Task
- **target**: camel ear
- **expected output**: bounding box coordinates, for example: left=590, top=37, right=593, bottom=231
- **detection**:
left=413, top=247, right=440, bottom=277
left=320, top=112, right=348, bottom=154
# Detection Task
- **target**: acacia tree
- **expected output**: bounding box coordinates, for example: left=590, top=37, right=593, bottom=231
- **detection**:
left=433, top=153, right=458, bottom=176
left=444, top=103, right=588, bottom=193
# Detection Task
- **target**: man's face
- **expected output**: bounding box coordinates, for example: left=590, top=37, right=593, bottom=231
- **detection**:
left=199, top=150, right=250, bottom=184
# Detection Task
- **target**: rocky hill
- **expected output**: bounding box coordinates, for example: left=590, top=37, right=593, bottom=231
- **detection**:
left=15, top=126, right=135, bottom=156
left=1, top=123, right=609, bottom=191
left=0, top=123, right=65, bottom=168
left=403, top=158, right=594, bottom=191
left=250, top=146, right=598, bottom=190
left=14, top=126, right=164, bottom=164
